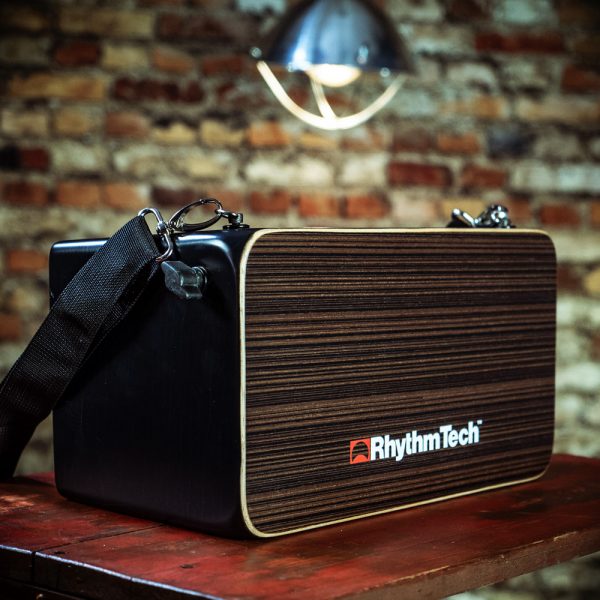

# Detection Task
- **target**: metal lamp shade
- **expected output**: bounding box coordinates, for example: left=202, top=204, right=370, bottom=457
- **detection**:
left=259, top=0, right=414, bottom=75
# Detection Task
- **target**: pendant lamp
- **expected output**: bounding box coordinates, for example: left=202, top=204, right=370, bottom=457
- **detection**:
left=251, top=0, right=415, bottom=130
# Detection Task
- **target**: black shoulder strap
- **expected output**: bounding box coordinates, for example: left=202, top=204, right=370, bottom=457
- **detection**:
left=0, top=216, right=160, bottom=479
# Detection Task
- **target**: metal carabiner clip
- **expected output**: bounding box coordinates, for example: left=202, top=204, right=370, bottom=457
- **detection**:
left=168, top=198, right=224, bottom=233
left=138, top=207, right=175, bottom=263
left=139, top=198, right=249, bottom=263
left=139, top=200, right=223, bottom=262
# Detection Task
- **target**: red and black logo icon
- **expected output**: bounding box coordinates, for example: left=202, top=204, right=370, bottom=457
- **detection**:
left=349, top=438, right=371, bottom=464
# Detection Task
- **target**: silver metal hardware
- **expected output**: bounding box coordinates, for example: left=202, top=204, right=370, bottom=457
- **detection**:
left=448, top=204, right=514, bottom=229
left=161, top=261, right=207, bottom=300
left=139, top=198, right=249, bottom=263
left=216, top=208, right=250, bottom=230
left=168, top=198, right=224, bottom=233
left=138, top=207, right=175, bottom=262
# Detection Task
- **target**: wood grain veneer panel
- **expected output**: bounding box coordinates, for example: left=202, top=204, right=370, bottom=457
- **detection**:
left=243, top=231, right=556, bottom=535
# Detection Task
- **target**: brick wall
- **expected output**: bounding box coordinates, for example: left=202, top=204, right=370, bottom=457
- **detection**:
left=1, top=1, right=599, bottom=592
left=1, top=0, right=599, bottom=447
left=1, top=0, right=599, bottom=463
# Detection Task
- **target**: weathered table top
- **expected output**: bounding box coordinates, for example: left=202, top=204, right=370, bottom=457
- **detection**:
left=1, top=454, right=599, bottom=600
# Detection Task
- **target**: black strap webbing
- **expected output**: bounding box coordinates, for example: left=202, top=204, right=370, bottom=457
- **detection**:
left=0, top=216, right=160, bottom=479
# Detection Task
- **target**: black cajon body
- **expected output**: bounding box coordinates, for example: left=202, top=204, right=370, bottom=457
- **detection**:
left=50, top=228, right=556, bottom=537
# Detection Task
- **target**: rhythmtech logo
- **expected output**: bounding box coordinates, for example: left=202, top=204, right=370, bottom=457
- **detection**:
left=349, top=420, right=483, bottom=464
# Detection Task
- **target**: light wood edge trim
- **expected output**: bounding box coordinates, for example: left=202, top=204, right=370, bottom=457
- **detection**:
left=239, top=227, right=554, bottom=539
left=243, top=469, right=550, bottom=539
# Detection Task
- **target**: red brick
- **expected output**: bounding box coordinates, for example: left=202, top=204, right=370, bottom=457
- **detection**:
left=19, top=148, right=50, bottom=171
left=180, top=81, right=203, bottom=103
left=436, top=132, right=480, bottom=155
left=54, top=40, right=100, bottom=66
left=6, top=249, right=48, bottom=273
left=475, top=31, right=564, bottom=54
left=113, top=78, right=179, bottom=102
left=152, top=46, right=195, bottom=74
left=323, top=90, right=357, bottom=112
left=156, top=14, right=183, bottom=37
left=447, top=0, right=489, bottom=21
left=388, top=162, right=452, bottom=188
left=105, top=111, right=150, bottom=139
left=287, top=85, right=311, bottom=108
left=298, top=194, right=340, bottom=218
left=591, top=201, right=600, bottom=228
left=345, top=194, right=389, bottom=219
left=539, top=204, right=581, bottom=227
left=249, top=190, right=292, bottom=214
left=392, top=128, right=435, bottom=153
left=0, top=146, right=49, bottom=171
left=112, top=78, right=204, bottom=103
left=57, top=181, right=101, bottom=208
left=1, top=181, right=49, bottom=206
left=157, top=14, right=233, bottom=42
left=0, top=313, right=22, bottom=341
left=501, top=197, right=533, bottom=224
left=460, top=164, right=507, bottom=190
left=556, top=265, right=582, bottom=293
left=151, top=186, right=198, bottom=206
left=562, top=64, right=600, bottom=92
left=248, top=121, right=291, bottom=148
left=103, top=183, right=147, bottom=211
left=557, top=0, right=600, bottom=26
left=573, top=34, right=600, bottom=59
left=201, top=54, right=247, bottom=76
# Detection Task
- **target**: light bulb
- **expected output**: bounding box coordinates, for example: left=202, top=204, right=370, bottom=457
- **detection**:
left=305, top=64, right=361, bottom=88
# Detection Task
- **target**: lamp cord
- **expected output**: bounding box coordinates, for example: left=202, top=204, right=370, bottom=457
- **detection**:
left=310, top=79, right=338, bottom=120
left=257, top=61, right=405, bottom=131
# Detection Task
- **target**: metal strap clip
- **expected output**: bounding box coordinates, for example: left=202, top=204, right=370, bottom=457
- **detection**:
left=139, top=198, right=249, bottom=263
left=448, top=204, right=514, bottom=229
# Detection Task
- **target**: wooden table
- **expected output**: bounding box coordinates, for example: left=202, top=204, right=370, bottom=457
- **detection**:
left=1, top=454, right=599, bottom=600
